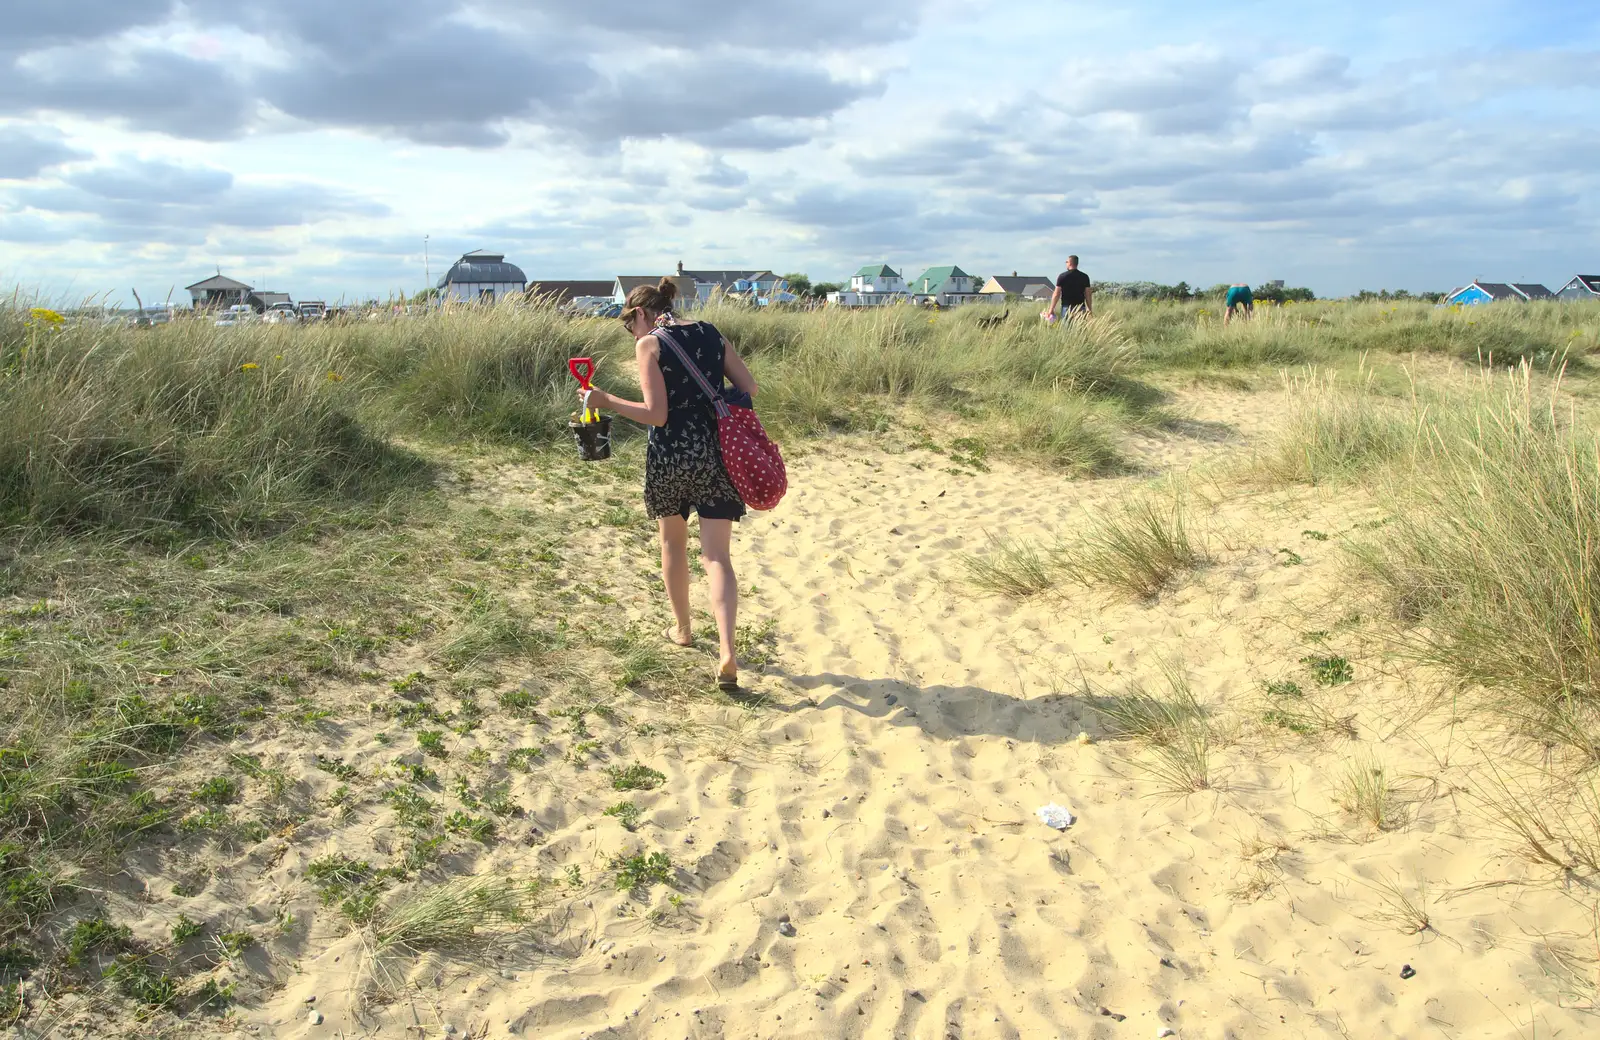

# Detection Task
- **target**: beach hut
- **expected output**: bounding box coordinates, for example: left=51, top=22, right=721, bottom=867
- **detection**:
left=1556, top=275, right=1600, bottom=300
left=437, top=251, right=527, bottom=303
left=1443, top=280, right=1550, bottom=305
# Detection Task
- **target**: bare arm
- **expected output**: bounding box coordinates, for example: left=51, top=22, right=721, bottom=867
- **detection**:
left=1084, top=285, right=1093, bottom=314
left=722, top=338, right=758, bottom=397
left=585, top=336, right=668, bottom=427
left=1048, top=286, right=1061, bottom=314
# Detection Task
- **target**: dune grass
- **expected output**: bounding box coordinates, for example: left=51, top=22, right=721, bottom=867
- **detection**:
left=1093, top=662, right=1215, bottom=794
left=1346, top=365, right=1600, bottom=761
left=3, top=293, right=1600, bottom=1027
left=960, top=488, right=1204, bottom=601
left=1251, top=369, right=1420, bottom=486
left=1064, top=491, right=1207, bottom=599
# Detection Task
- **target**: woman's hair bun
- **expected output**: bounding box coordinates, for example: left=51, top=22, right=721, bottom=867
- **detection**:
left=655, top=277, right=679, bottom=303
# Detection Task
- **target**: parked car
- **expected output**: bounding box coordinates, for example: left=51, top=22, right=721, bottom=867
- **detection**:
left=298, top=300, right=327, bottom=321
left=263, top=302, right=301, bottom=324
left=128, top=305, right=174, bottom=328
left=214, top=304, right=256, bottom=327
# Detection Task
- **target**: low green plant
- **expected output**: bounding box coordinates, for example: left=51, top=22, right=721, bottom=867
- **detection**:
left=444, top=811, right=496, bottom=843
left=315, top=755, right=360, bottom=780
left=218, top=929, right=253, bottom=956
left=169, top=914, right=204, bottom=944
left=383, top=787, right=436, bottom=828
left=607, top=764, right=666, bottom=792
left=306, top=854, right=373, bottom=899
left=191, top=776, right=239, bottom=805
left=194, top=978, right=235, bottom=1009
left=67, top=917, right=132, bottom=966
left=104, top=958, right=179, bottom=1012
left=611, top=851, right=673, bottom=892
left=1302, top=655, right=1354, bottom=686
left=603, top=801, right=644, bottom=831
left=506, top=747, right=545, bottom=772
left=498, top=689, right=542, bottom=718
left=1264, top=679, right=1303, bottom=699
left=416, top=730, right=447, bottom=758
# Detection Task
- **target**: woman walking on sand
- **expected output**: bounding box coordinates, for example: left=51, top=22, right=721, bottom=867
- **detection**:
left=577, top=277, right=758, bottom=691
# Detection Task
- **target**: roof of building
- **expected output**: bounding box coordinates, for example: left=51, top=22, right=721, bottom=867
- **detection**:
left=525, top=280, right=616, bottom=303
left=910, top=266, right=974, bottom=294
left=1563, top=275, right=1600, bottom=293
left=614, top=275, right=697, bottom=299
left=438, top=251, right=527, bottom=288
left=249, top=292, right=292, bottom=307
left=983, top=275, right=1052, bottom=295
left=1512, top=283, right=1554, bottom=300
left=1457, top=281, right=1520, bottom=300
left=186, top=274, right=252, bottom=292
left=683, top=269, right=777, bottom=290
left=854, top=263, right=900, bottom=279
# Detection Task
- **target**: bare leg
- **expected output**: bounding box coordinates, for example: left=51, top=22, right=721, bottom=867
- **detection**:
left=658, top=516, right=693, bottom=645
left=699, top=519, right=739, bottom=680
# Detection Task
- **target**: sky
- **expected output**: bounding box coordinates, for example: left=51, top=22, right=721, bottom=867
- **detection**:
left=1, top=0, right=1597, bottom=305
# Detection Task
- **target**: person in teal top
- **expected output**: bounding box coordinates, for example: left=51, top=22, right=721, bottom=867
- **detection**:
left=1223, top=283, right=1254, bottom=325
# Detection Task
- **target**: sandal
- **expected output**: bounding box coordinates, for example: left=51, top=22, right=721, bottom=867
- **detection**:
left=716, top=668, right=739, bottom=693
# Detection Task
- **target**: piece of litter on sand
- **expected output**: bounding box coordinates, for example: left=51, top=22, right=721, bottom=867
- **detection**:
left=1158, top=1029, right=1177, bottom=1038
left=1076, top=731, right=1093, bottom=745
left=1036, top=803, right=1075, bottom=830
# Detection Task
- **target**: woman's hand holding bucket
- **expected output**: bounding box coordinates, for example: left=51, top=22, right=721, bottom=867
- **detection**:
left=577, top=385, right=612, bottom=415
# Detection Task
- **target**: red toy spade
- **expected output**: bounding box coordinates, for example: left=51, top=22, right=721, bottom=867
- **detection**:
left=569, top=357, right=596, bottom=422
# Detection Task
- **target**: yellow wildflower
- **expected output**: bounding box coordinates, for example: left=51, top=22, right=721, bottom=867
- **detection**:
left=240, top=362, right=260, bottom=371
left=327, top=371, right=343, bottom=382
left=26, top=307, right=64, bottom=327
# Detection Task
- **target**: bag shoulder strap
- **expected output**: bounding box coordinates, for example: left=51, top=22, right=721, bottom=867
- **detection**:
left=654, top=326, right=730, bottom=419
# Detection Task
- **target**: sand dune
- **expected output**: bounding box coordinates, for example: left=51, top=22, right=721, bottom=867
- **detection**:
left=238, top=390, right=1592, bottom=1040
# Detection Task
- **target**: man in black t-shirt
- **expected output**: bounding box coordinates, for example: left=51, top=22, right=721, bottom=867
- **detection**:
left=1048, top=255, right=1092, bottom=321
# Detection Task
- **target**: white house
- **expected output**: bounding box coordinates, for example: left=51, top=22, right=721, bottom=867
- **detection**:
left=437, top=251, right=527, bottom=303
left=827, top=263, right=911, bottom=308
left=910, top=265, right=983, bottom=306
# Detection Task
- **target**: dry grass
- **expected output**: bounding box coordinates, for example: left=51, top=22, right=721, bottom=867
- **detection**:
left=1336, top=754, right=1403, bottom=831
left=1475, top=761, right=1600, bottom=878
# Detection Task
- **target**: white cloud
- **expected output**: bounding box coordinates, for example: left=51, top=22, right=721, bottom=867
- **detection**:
left=0, top=1, right=1598, bottom=300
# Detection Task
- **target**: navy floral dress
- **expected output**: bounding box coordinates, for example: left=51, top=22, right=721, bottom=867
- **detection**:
left=645, top=322, right=745, bottom=522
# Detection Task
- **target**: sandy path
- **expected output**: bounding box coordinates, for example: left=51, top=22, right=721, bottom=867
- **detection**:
left=248, top=389, right=1592, bottom=1040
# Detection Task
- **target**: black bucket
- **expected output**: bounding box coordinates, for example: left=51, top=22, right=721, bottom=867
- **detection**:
left=569, top=416, right=612, bottom=461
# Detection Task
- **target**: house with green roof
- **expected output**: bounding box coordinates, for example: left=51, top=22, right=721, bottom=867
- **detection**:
left=909, top=265, right=983, bottom=306
left=826, top=262, right=911, bottom=308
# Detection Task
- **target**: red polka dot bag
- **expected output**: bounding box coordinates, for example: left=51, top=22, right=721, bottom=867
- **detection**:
left=655, top=327, right=787, bottom=511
